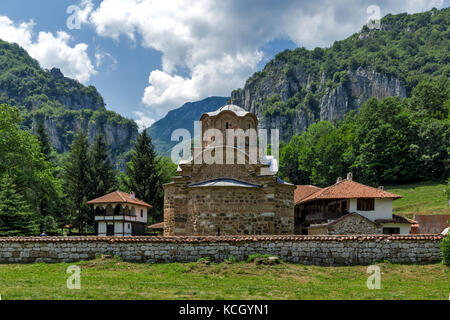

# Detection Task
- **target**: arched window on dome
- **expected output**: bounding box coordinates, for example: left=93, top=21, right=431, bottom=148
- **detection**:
left=225, top=122, right=229, bottom=143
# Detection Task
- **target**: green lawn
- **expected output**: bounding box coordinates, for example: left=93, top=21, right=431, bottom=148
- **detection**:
left=387, top=181, right=449, bottom=219
left=0, top=258, right=448, bottom=300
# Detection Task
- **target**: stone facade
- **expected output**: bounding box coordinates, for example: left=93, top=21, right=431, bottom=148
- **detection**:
left=164, top=105, right=295, bottom=236
left=309, top=213, right=382, bottom=235
left=0, top=235, right=442, bottom=266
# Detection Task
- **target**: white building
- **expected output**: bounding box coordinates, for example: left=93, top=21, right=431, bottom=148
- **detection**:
left=87, top=191, right=151, bottom=236
left=294, top=173, right=416, bottom=235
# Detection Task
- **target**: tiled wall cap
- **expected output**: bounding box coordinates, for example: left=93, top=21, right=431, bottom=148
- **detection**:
left=0, top=235, right=443, bottom=243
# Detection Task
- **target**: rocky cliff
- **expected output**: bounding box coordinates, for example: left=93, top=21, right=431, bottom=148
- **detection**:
left=0, top=39, right=138, bottom=167
left=230, top=8, right=447, bottom=142
left=231, top=66, right=407, bottom=141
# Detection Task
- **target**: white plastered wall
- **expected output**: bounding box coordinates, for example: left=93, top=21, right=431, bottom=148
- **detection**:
left=349, top=198, right=393, bottom=221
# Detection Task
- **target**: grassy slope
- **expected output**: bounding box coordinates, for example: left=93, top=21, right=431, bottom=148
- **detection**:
left=386, top=181, right=449, bottom=219
left=0, top=258, right=448, bottom=300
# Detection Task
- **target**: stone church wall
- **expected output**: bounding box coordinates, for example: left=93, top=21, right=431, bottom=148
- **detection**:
left=0, top=235, right=442, bottom=266
left=164, top=183, right=294, bottom=236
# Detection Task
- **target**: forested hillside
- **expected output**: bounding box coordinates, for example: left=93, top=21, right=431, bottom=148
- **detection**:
left=279, top=78, right=449, bottom=187
left=0, top=39, right=138, bottom=166
left=231, top=8, right=449, bottom=142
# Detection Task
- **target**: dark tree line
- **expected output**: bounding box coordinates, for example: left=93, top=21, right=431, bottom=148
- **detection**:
left=280, top=78, right=449, bottom=187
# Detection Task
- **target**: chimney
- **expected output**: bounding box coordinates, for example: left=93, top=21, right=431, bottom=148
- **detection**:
left=130, top=192, right=135, bottom=200
left=347, top=172, right=353, bottom=181
left=378, top=186, right=384, bottom=191
left=336, top=177, right=343, bottom=183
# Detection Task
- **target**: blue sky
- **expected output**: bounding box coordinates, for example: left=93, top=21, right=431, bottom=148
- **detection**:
left=0, top=0, right=448, bottom=130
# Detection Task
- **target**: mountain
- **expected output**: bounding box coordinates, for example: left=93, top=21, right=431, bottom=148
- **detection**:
left=0, top=39, right=138, bottom=167
left=146, top=96, right=229, bottom=156
left=230, top=8, right=449, bottom=142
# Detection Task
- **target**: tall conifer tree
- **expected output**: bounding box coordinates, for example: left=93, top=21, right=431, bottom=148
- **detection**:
left=64, top=131, right=91, bottom=233
left=88, top=132, right=117, bottom=197
left=36, top=117, right=53, bottom=162
left=0, top=173, right=39, bottom=236
left=123, top=131, right=164, bottom=223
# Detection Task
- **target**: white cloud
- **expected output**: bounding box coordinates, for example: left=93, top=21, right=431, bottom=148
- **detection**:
left=78, top=0, right=95, bottom=24
left=94, top=48, right=118, bottom=71
left=86, top=0, right=447, bottom=117
left=133, top=111, right=156, bottom=132
left=0, top=15, right=96, bottom=83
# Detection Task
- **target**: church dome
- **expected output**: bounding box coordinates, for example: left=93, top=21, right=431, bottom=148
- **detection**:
left=205, top=104, right=250, bottom=117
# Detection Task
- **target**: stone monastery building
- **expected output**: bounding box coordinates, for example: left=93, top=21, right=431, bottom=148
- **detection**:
left=163, top=105, right=296, bottom=236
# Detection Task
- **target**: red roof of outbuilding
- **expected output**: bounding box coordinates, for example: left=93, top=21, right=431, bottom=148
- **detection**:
left=375, top=214, right=417, bottom=225
left=294, top=185, right=322, bottom=204
left=87, top=191, right=152, bottom=208
left=148, top=222, right=164, bottom=229
left=298, top=179, right=402, bottom=204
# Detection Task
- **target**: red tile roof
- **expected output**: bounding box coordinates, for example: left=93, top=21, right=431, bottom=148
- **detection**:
left=298, top=179, right=402, bottom=204
left=375, top=214, right=417, bottom=225
left=148, top=222, right=164, bottom=229
left=0, top=235, right=442, bottom=243
left=413, top=215, right=450, bottom=234
left=308, top=212, right=378, bottom=229
left=87, top=191, right=152, bottom=208
left=294, top=185, right=322, bottom=204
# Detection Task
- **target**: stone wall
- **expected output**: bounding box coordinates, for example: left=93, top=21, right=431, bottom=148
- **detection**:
left=0, top=235, right=442, bottom=266
left=164, top=172, right=295, bottom=236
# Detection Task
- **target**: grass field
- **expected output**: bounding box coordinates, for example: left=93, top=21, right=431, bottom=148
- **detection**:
left=387, top=181, right=449, bottom=218
left=0, top=257, right=448, bottom=300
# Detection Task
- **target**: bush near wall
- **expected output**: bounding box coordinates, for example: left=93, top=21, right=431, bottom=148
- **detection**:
left=440, top=234, right=450, bottom=266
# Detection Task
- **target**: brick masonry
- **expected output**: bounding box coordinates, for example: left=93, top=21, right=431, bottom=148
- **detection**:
left=0, top=235, right=443, bottom=266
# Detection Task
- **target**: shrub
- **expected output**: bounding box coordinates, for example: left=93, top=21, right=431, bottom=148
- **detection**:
left=197, top=257, right=211, bottom=264
left=440, top=234, right=450, bottom=266
left=224, top=256, right=237, bottom=264
left=246, top=254, right=280, bottom=265
left=246, top=254, right=264, bottom=263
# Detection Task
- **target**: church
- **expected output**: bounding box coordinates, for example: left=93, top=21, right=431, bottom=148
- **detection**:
left=163, top=105, right=295, bottom=236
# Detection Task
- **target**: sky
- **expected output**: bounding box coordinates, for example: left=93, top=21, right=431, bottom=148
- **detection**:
left=0, top=0, right=448, bottom=130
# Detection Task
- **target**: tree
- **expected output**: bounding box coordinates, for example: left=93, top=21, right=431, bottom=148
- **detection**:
left=409, top=78, right=449, bottom=120
left=88, top=132, right=117, bottom=198
left=280, top=136, right=310, bottom=185
left=35, top=116, right=63, bottom=232
left=64, top=131, right=91, bottom=233
left=36, top=116, right=54, bottom=162
left=353, top=98, right=412, bottom=185
left=0, top=105, right=62, bottom=234
left=0, top=173, right=39, bottom=236
left=122, top=131, right=164, bottom=223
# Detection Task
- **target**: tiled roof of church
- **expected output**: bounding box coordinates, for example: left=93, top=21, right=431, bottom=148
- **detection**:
left=87, top=191, right=152, bottom=208
left=205, top=104, right=250, bottom=117
left=298, top=179, right=402, bottom=204
left=188, top=178, right=261, bottom=188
